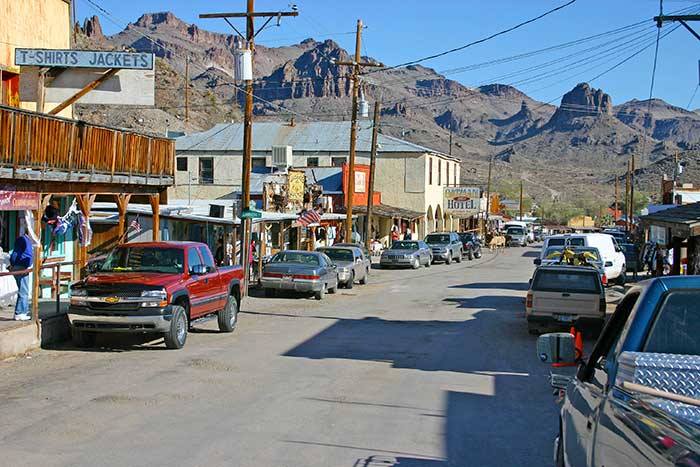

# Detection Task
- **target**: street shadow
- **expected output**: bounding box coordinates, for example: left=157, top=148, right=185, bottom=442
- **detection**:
left=521, top=250, right=541, bottom=258
left=449, top=282, right=528, bottom=291
left=44, top=332, right=167, bottom=352
left=443, top=295, right=524, bottom=311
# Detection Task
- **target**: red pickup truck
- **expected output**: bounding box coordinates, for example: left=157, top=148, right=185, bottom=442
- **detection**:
left=68, top=241, right=244, bottom=349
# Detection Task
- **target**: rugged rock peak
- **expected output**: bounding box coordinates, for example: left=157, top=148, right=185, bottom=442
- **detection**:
left=478, top=83, right=526, bottom=98
left=547, top=83, right=612, bottom=128
left=82, top=15, right=105, bottom=41
left=133, top=12, right=183, bottom=29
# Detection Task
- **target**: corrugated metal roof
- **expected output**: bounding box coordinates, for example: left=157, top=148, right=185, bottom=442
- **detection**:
left=175, top=121, right=456, bottom=160
left=640, top=201, right=700, bottom=236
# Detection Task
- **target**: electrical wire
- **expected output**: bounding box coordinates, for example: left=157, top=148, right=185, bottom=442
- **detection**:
left=686, top=84, right=700, bottom=109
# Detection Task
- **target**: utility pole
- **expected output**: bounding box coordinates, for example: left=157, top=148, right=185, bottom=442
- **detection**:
left=334, top=20, right=383, bottom=243
left=625, top=160, right=631, bottom=233
left=614, top=174, right=619, bottom=223
left=200, top=2, right=298, bottom=292
left=185, top=55, right=190, bottom=124
left=365, top=98, right=381, bottom=251
left=519, top=180, right=524, bottom=221
left=484, top=155, right=493, bottom=236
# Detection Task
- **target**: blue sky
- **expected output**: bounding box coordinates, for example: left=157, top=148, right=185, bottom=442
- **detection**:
left=76, top=0, right=700, bottom=108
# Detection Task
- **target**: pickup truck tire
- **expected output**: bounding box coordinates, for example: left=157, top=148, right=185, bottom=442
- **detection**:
left=164, top=306, right=188, bottom=349
left=445, top=252, right=452, bottom=265
left=456, top=251, right=462, bottom=263
left=359, top=271, right=368, bottom=284
left=346, top=272, right=354, bottom=289
left=217, top=295, right=238, bottom=333
left=467, top=250, right=474, bottom=261
left=72, top=328, right=96, bottom=348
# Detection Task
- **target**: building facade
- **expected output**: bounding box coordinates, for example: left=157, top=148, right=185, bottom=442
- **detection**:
left=174, top=121, right=462, bottom=238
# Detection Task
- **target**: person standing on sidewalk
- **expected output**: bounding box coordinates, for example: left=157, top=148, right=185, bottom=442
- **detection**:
left=10, top=232, right=33, bottom=321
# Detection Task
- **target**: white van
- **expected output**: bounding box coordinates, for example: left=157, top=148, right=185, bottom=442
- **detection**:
left=540, top=233, right=626, bottom=283
left=504, top=221, right=534, bottom=243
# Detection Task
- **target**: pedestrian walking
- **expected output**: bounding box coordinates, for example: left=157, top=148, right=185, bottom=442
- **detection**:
left=10, top=231, right=33, bottom=321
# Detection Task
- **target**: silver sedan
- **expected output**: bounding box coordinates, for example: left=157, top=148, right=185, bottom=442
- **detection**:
left=261, top=250, right=339, bottom=300
left=380, top=240, right=433, bottom=269
left=317, top=246, right=368, bottom=289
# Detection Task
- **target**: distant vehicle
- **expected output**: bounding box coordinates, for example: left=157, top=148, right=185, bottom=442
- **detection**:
left=620, top=243, right=641, bottom=273
left=261, top=250, right=338, bottom=300
left=458, top=232, right=482, bottom=260
left=603, top=228, right=629, bottom=244
left=424, top=232, right=463, bottom=264
left=536, top=246, right=608, bottom=286
left=316, top=246, right=368, bottom=289
left=505, top=220, right=534, bottom=243
left=526, top=265, right=606, bottom=335
left=537, top=276, right=700, bottom=467
left=541, top=233, right=626, bottom=284
left=505, top=226, right=528, bottom=247
left=68, top=241, right=244, bottom=350
left=333, top=242, right=371, bottom=275
left=380, top=240, right=432, bottom=269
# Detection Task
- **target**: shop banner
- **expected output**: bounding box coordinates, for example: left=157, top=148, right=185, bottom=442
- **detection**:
left=0, top=191, right=40, bottom=211
left=444, top=187, right=481, bottom=217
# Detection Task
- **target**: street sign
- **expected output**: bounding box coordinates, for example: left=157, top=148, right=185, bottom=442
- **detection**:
left=15, top=49, right=154, bottom=70
left=240, top=208, right=263, bottom=219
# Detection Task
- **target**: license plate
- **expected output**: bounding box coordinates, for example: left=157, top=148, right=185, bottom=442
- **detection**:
left=554, top=314, right=574, bottom=323
left=282, top=275, right=293, bottom=283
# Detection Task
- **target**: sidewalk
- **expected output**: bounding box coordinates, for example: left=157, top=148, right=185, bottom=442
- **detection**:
left=0, top=299, right=70, bottom=359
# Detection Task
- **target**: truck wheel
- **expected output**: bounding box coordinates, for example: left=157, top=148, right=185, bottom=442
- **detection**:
left=72, top=328, right=96, bottom=348
left=412, top=258, right=420, bottom=269
left=425, top=258, right=431, bottom=267
left=217, top=295, right=238, bottom=333
left=616, top=269, right=626, bottom=286
left=446, top=252, right=452, bottom=265
left=328, top=281, right=337, bottom=294
left=468, top=250, right=474, bottom=261
left=164, top=306, right=188, bottom=349
left=456, top=251, right=462, bottom=263
left=475, top=250, right=482, bottom=259
left=314, top=285, right=326, bottom=300
left=346, top=272, right=354, bottom=289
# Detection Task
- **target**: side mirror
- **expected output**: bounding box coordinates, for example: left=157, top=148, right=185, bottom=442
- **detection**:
left=615, top=246, right=622, bottom=253
left=191, top=264, right=207, bottom=275
left=537, top=333, right=576, bottom=364
left=533, top=259, right=542, bottom=265
left=604, top=261, right=613, bottom=267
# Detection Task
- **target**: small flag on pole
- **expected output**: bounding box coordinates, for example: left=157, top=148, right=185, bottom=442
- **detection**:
left=297, top=209, right=321, bottom=227
left=129, top=218, right=142, bottom=233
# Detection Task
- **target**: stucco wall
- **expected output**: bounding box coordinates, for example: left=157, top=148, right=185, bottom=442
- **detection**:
left=0, top=0, right=72, bottom=117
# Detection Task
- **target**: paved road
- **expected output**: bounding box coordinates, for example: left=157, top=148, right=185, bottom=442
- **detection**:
left=0, top=246, right=560, bottom=467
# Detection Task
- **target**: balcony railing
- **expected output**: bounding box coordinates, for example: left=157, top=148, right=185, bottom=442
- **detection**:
left=0, top=105, right=174, bottom=187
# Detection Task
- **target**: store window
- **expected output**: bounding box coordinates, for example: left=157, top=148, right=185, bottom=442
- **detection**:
left=199, top=158, right=214, bottom=184
left=446, top=163, right=450, bottom=187
left=438, top=160, right=442, bottom=186
left=252, top=157, right=267, bottom=169
left=307, top=157, right=319, bottom=167
left=429, top=158, right=433, bottom=185
left=332, top=157, right=346, bottom=167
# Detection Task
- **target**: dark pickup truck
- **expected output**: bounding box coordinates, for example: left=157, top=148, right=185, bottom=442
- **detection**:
left=537, top=276, right=700, bottom=467
left=69, top=241, right=244, bottom=349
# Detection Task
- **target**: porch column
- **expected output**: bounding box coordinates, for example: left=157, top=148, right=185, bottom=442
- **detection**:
left=76, top=194, right=96, bottom=279
left=31, top=194, right=51, bottom=336
left=115, top=194, right=132, bottom=243
left=149, top=194, right=160, bottom=241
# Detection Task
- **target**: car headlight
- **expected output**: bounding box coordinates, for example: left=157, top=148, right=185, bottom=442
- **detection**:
left=141, top=289, right=167, bottom=308
left=403, top=254, right=413, bottom=259
left=69, top=287, right=88, bottom=306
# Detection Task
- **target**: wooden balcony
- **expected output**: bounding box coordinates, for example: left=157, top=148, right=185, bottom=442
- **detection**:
left=0, top=104, right=174, bottom=194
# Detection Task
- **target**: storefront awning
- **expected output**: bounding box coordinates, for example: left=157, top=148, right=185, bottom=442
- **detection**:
left=640, top=201, right=700, bottom=237
left=343, top=203, right=424, bottom=220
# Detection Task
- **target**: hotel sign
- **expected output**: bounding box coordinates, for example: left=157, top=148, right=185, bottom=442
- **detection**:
left=15, top=49, right=154, bottom=70
left=444, top=186, right=481, bottom=217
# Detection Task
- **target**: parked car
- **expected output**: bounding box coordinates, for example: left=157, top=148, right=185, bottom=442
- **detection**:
left=316, top=246, right=368, bottom=288
left=537, top=276, right=700, bottom=467
left=458, top=232, right=482, bottom=260
left=506, top=226, right=528, bottom=247
left=333, top=242, right=372, bottom=275
left=379, top=240, right=432, bottom=269
left=526, top=265, right=606, bottom=335
left=425, top=232, right=463, bottom=264
left=261, top=250, right=338, bottom=300
left=536, top=246, right=609, bottom=286
left=620, top=242, right=641, bottom=273
left=68, top=241, right=244, bottom=350
left=541, top=233, right=626, bottom=284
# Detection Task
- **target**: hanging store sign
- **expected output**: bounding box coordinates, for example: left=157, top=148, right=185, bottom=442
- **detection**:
left=287, top=170, right=306, bottom=213
left=444, top=186, right=481, bottom=217
left=0, top=191, right=40, bottom=211
left=15, top=49, right=154, bottom=70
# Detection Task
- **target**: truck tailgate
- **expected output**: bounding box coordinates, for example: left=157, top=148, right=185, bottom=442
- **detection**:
left=533, top=291, right=600, bottom=317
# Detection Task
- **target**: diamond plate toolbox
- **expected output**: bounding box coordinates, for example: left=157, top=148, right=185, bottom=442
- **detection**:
left=616, top=351, right=700, bottom=398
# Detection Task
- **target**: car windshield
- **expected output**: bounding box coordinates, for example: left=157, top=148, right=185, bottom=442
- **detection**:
left=392, top=241, right=419, bottom=250
left=532, top=269, right=601, bottom=294
left=507, top=227, right=525, bottom=235
left=425, top=234, right=450, bottom=244
left=271, top=252, right=320, bottom=266
left=319, top=248, right=354, bottom=262
left=100, top=247, right=185, bottom=274
left=547, top=237, right=585, bottom=247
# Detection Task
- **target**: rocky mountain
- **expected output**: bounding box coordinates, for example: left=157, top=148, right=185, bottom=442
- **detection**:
left=73, top=12, right=700, bottom=202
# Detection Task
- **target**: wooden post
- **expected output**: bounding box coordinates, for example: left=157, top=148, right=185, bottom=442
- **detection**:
left=76, top=194, right=96, bottom=279
left=150, top=194, right=161, bottom=241
left=365, top=99, right=381, bottom=250
left=36, top=69, right=47, bottom=113
left=31, top=195, right=51, bottom=338
left=258, top=222, right=265, bottom=283
left=115, top=194, right=132, bottom=243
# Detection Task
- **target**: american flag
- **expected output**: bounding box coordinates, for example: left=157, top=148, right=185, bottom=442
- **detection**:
left=129, top=218, right=142, bottom=233
left=297, top=209, right=321, bottom=227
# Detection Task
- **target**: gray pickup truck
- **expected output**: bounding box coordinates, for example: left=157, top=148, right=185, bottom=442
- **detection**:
left=537, top=276, right=700, bottom=467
